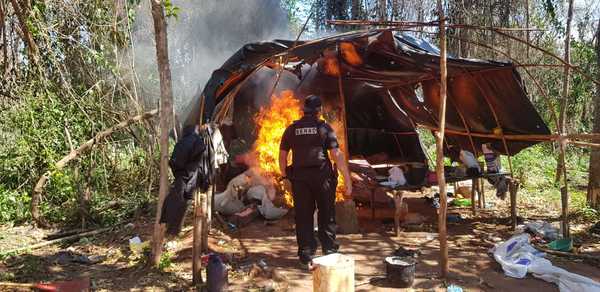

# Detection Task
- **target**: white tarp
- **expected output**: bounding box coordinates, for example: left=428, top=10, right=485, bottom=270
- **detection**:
left=492, top=234, right=600, bottom=292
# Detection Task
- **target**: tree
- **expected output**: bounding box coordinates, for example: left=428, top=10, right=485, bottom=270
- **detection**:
left=556, top=0, right=574, bottom=238
left=149, top=0, right=174, bottom=268
left=556, top=0, right=574, bottom=184
left=588, top=19, right=600, bottom=210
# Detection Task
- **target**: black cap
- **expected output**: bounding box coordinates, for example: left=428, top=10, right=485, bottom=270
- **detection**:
left=303, top=95, right=322, bottom=113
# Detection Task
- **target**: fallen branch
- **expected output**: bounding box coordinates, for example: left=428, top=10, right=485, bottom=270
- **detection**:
left=534, top=245, right=600, bottom=263
left=0, top=225, right=118, bottom=256
left=31, top=109, right=158, bottom=227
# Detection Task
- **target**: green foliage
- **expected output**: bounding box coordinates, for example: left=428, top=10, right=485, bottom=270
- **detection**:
left=0, top=88, right=159, bottom=225
left=164, top=0, right=181, bottom=20
left=158, top=251, right=174, bottom=271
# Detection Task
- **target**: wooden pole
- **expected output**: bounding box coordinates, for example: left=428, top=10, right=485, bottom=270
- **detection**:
left=192, top=190, right=204, bottom=285
left=192, top=92, right=207, bottom=286
left=201, top=186, right=212, bottom=251
left=326, top=19, right=545, bottom=32
left=436, top=0, right=449, bottom=278
left=447, top=91, right=477, bottom=155
left=509, top=180, right=519, bottom=230
left=149, top=0, right=174, bottom=268
left=480, top=178, right=485, bottom=209
left=471, top=179, right=477, bottom=215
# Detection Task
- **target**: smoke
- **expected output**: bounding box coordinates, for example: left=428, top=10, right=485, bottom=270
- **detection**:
left=127, top=0, right=291, bottom=118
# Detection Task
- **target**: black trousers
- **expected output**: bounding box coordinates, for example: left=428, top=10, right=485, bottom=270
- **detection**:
left=291, top=168, right=339, bottom=262
left=160, top=175, right=195, bottom=236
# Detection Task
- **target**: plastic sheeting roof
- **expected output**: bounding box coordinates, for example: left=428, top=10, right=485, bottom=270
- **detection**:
left=184, top=29, right=550, bottom=162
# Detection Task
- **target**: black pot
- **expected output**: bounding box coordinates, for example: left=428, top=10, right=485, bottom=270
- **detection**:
left=384, top=256, right=416, bottom=288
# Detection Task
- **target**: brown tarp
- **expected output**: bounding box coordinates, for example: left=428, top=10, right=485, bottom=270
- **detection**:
left=184, top=29, right=550, bottom=163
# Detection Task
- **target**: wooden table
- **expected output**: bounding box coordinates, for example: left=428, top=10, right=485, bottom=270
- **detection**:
left=368, top=172, right=519, bottom=236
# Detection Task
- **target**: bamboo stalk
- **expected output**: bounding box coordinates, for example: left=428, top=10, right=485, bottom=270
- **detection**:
left=436, top=0, right=449, bottom=278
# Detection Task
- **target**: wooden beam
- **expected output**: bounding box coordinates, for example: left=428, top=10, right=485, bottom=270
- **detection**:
left=326, top=19, right=546, bottom=32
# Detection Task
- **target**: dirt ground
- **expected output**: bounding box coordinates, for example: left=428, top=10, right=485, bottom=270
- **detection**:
left=1, top=188, right=600, bottom=291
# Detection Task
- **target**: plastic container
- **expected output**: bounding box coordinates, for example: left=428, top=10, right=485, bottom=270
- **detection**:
left=547, top=238, right=573, bottom=252
left=207, top=254, right=228, bottom=292
left=312, top=253, right=355, bottom=292
left=384, top=256, right=416, bottom=288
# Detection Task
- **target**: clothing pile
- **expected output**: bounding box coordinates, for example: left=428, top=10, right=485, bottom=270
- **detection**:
left=214, top=167, right=288, bottom=226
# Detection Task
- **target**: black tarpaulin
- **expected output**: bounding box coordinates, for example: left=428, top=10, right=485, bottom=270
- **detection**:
left=183, top=29, right=550, bottom=163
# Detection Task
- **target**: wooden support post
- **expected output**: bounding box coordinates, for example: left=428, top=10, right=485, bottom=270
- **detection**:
left=561, top=185, right=570, bottom=238
left=510, top=180, right=519, bottom=231
left=201, top=186, right=212, bottom=251
left=436, top=0, right=449, bottom=278
left=471, top=180, right=477, bottom=216
left=192, top=189, right=205, bottom=286
left=480, top=178, right=486, bottom=209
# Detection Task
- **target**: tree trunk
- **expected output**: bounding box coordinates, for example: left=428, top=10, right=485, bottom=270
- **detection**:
left=378, top=0, right=387, bottom=21
left=588, top=19, right=600, bottom=210
left=556, top=0, right=574, bottom=183
left=149, top=0, right=174, bottom=268
left=351, top=0, right=361, bottom=19
left=9, top=0, right=38, bottom=66
left=436, top=0, right=449, bottom=279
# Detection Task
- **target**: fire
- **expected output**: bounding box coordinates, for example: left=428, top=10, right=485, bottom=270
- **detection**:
left=322, top=56, right=340, bottom=77
left=252, top=90, right=346, bottom=207
left=340, top=42, right=363, bottom=66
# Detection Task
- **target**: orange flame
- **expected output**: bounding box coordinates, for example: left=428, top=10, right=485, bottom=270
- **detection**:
left=322, top=56, right=341, bottom=77
left=252, top=90, right=346, bottom=206
left=340, top=42, right=363, bottom=66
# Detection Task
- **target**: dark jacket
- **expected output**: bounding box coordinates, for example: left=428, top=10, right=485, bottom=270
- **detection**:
left=170, top=126, right=205, bottom=180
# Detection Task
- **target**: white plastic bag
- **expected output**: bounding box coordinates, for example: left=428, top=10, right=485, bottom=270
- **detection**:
left=388, top=166, right=406, bottom=186
left=491, top=233, right=544, bottom=278
left=492, top=234, right=600, bottom=292
left=459, top=150, right=480, bottom=171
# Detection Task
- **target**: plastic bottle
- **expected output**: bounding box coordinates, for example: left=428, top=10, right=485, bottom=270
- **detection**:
left=207, top=254, right=228, bottom=292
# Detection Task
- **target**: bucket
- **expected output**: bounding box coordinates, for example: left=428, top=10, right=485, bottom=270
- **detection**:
left=384, top=256, right=416, bottom=288
left=312, top=253, right=355, bottom=292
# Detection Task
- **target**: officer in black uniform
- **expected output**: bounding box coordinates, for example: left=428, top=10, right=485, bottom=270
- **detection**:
left=278, top=95, right=352, bottom=267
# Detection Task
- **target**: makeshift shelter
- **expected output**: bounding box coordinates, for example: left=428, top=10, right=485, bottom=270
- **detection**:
left=184, top=29, right=550, bottom=163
